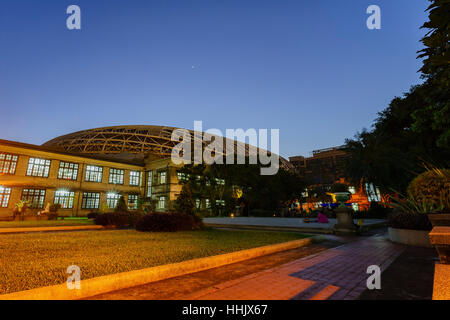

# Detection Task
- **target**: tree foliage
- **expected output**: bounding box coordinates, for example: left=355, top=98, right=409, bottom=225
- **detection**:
left=345, top=0, right=450, bottom=193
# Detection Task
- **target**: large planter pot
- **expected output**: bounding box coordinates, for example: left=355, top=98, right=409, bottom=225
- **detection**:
left=428, top=214, right=450, bottom=227
left=388, top=227, right=432, bottom=247
left=429, top=227, right=450, bottom=264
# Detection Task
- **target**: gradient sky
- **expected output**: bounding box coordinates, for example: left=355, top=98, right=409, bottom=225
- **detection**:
left=0, top=0, right=428, bottom=158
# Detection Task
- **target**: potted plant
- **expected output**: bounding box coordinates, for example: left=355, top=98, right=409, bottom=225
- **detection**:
left=13, top=200, right=29, bottom=221
left=407, top=168, right=450, bottom=227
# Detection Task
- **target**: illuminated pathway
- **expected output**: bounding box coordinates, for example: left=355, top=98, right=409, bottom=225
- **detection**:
left=183, top=234, right=405, bottom=300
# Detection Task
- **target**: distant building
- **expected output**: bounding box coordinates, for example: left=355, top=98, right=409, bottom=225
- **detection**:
left=290, top=146, right=380, bottom=211
left=289, top=146, right=348, bottom=185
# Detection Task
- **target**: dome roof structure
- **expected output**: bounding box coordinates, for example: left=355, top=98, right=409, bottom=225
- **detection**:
left=43, top=125, right=292, bottom=170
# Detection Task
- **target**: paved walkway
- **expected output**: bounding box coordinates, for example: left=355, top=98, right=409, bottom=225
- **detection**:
left=182, top=234, right=405, bottom=300
left=203, top=217, right=386, bottom=232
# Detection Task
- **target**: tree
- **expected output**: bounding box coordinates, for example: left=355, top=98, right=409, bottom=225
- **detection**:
left=174, top=184, right=195, bottom=216
left=345, top=1, right=450, bottom=193
left=115, top=196, right=128, bottom=213
left=414, top=0, right=450, bottom=148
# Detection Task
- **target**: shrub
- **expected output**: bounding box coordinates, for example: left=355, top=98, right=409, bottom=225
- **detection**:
left=365, top=201, right=391, bottom=219
left=388, top=212, right=432, bottom=231
left=135, top=212, right=202, bottom=232
left=46, top=213, right=58, bottom=220
left=249, top=209, right=274, bottom=217
left=95, top=212, right=130, bottom=228
left=87, top=212, right=99, bottom=220
left=407, top=168, right=450, bottom=212
left=49, top=203, right=61, bottom=213
left=128, top=210, right=145, bottom=227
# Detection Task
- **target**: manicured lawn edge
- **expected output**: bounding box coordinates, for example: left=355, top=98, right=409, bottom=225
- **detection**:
left=0, top=225, right=104, bottom=234
left=0, top=237, right=314, bottom=300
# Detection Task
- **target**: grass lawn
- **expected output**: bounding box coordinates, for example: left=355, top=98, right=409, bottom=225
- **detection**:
left=0, top=219, right=94, bottom=229
left=0, top=229, right=309, bottom=294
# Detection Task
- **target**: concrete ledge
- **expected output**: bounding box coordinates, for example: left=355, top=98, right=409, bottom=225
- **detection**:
left=388, top=227, right=432, bottom=248
left=433, top=263, right=450, bottom=300
left=205, top=223, right=334, bottom=234
left=0, top=225, right=104, bottom=234
left=0, top=237, right=313, bottom=300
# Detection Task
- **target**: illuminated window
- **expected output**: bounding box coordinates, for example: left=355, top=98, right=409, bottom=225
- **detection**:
left=205, top=199, right=211, bottom=209
left=21, top=189, right=46, bottom=209
left=215, top=178, right=225, bottom=186
left=365, top=183, right=382, bottom=202
left=216, top=199, right=225, bottom=206
left=58, top=161, right=79, bottom=180
left=195, top=198, right=201, bottom=209
left=158, top=196, right=166, bottom=209
left=106, top=193, right=121, bottom=209
left=0, top=153, right=18, bottom=174
left=177, top=172, right=187, bottom=182
left=109, top=168, right=124, bottom=185
left=128, top=194, right=138, bottom=210
left=129, top=171, right=140, bottom=186
left=54, top=190, right=75, bottom=209
left=85, top=165, right=103, bottom=182
left=159, top=171, right=166, bottom=184
left=0, top=187, right=12, bottom=207
left=81, top=192, right=100, bottom=209
left=26, top=158, right=51, bottom=177
left=146, top=171, right=152, bottom=197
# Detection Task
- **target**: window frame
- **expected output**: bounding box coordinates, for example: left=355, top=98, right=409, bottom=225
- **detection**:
left=57, top=161, right=79, bottom=181
left=0, top=153, right=18, bottom=175
left=106, top=192, right=121, bottom=209
left=26, top=157, right=51, bottom=178
left=54, top=190, right=75, bottom=209
left=85, top=165, right=103, bottom=183
left=0, top=186, right=12, bottom=208
left=21, top=188, right=46, bottom=209
left=129, top=171, right=140, bottom=186
left=128, top=194, right=139, bottom=210
left=109, top=168, right=124, bottom=185
left=81, top=192, right=100, bottom=209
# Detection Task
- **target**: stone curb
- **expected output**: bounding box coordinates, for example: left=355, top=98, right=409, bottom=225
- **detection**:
left=204, top=223, right=334, bottom=234
left=0, top=225, right=104, bottom=234
left=0, top=237, right=313, bottom=300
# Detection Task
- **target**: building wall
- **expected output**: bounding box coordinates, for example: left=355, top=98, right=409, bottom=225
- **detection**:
left=0, top=143, right=144, bottom=218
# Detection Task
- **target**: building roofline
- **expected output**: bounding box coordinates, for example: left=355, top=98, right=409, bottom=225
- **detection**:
left=0, top=139, right=145, bottom=167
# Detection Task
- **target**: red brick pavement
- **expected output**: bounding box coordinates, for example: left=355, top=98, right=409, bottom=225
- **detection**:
left=183, top=234, right=405, bottom=300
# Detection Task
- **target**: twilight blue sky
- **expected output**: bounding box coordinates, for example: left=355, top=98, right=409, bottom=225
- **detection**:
left=0, top=0, right=428, bottom=157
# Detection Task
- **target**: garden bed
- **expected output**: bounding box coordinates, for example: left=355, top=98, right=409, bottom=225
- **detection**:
left=0, top=229, right=308, bottom=294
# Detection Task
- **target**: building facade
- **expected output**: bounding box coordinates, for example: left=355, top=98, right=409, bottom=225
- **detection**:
left=0, top=125, right=291, bottom=219
left=290, top=146, right=381, bottom=211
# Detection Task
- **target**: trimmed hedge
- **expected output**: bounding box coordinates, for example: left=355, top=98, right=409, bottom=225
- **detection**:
left=135, top=212, right=203, bottom=232
left=94, top=212, right=130, bottom=228
left=87, top=212, right=99, bottom=220
left=388, top=212, right=432, bottom=231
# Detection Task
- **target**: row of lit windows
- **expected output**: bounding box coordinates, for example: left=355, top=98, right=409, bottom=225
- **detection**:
left=0, top=153, right=141, bottom=185
left=0, top=187, right=139, bottom=210
left=176, top=172, right=225, bottom=186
